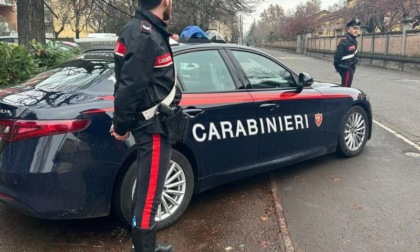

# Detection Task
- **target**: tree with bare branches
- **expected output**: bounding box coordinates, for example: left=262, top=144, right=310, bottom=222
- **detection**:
left=45, top=0, right=72, bottom=38
left=169, top=0, right=257, bottom=34
left=42, top=0, right=259, bottom=38
left=88, top=0, right=136, bottom=34
left=260, top=4, right=286, bottom=40
left=68, top=0, right=95, bottom=38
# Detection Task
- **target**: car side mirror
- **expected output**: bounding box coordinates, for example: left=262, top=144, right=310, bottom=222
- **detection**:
left=297, top=72, right=314, bottom=89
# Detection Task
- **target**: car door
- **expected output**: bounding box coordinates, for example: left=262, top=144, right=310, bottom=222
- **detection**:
left=227, top=49, right=325, bottom=163
left=174, top=48, right=259, bottom=175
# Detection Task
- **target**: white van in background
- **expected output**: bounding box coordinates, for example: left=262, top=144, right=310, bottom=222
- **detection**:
left=87, top=33, right=117, bottom=38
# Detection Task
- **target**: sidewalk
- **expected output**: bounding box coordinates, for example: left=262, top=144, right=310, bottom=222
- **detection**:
left=158, top=174, right=284, bottom=252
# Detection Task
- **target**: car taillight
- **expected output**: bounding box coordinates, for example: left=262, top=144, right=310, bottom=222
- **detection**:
left=0, top=192, right=12, bottom=200
left=0, top=119, right=91, bottom=142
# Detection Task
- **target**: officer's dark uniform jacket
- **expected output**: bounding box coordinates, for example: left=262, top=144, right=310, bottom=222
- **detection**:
left=113, top=8, right=182, bottom=136
left=334, top=32, right=359, bottom=71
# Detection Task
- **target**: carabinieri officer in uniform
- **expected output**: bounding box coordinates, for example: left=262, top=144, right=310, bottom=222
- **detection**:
left=110, top=0, right=181, bottom=251
left=334, top=18, right=361, bottom=87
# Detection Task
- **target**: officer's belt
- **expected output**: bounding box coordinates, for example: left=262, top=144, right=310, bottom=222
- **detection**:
left=140, top=70, right=177, bottom=121
left=140, top=84, right=176, bottom=120
left=342, top=49, right=358, bottom=60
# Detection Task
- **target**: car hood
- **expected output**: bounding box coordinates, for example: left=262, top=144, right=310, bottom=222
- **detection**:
left=311, top=81, right=339, bottom=88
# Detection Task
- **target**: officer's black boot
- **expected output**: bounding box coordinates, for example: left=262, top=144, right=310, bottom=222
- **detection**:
left=155, top=243, right=173, bottom=252
left=131, top=224, right=173, bottom=252
left=132, top=225, right=156, bottom=252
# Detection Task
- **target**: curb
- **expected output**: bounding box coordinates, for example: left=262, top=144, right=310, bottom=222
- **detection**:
left=269, top=173, right=295, bottom=252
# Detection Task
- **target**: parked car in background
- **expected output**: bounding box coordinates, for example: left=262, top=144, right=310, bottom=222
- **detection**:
left=87, top=33, right=117, bottom=38
left=0, top=36, right=19, bottom=44
left=0, top=36, right=79, bottom=51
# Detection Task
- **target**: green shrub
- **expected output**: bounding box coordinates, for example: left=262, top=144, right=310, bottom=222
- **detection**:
left=0, top=40, right=82, bottom=86
left=31, top=40, right=81, bottom=70
left=0, top=42, right=39, bottom=86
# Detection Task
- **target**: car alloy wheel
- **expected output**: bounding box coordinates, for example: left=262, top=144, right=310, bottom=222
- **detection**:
left=131, top=160, right=187, bottom=223
left=344, top=112, right=366, bottom=151
left=113, top=149, right=194, bottom=230
left=337, top=106, right=369, bottom=157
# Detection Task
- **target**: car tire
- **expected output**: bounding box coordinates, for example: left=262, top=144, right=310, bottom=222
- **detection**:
left=336, top=106, right=369, bottom=157
left=113, top=149, right=194, bottom=230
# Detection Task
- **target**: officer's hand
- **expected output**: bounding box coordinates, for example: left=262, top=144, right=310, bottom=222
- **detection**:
left=115, top=132, right=130, bottom=141
left=170, top=34, right=179, bottom=42
left=110, top=124, right=130, bottom=141
left=112, top=131, right=130, bottom=141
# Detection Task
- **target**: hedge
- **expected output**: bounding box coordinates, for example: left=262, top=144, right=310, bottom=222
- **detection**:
left=0, top=40, right=82, bottom=86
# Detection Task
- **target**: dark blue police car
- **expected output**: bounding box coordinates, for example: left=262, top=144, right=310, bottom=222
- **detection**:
left=0, top=35, right=372, bottom=230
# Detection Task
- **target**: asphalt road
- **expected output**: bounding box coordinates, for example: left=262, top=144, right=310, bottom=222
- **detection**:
left=262, top=48, right=420, bottom=252
left=0, top=49, right=419, bottom=252
left=263, top=49, right=420, bottom=145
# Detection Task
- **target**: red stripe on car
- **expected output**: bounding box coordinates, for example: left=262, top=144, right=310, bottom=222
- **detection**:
left=90, top=93, right=352, bottom=113
left=179, top=92, right=351, bottom=106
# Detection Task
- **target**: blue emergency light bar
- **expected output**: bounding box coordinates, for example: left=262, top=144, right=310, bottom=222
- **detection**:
left=179, top=26, right=210, bottom=43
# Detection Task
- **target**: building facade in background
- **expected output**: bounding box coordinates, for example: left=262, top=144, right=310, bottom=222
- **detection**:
left=0, top=0, right=17, bottom=35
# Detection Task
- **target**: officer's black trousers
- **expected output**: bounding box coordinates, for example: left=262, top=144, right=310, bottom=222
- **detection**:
left=339, top=69, right=355, bottom=87
left=131, top=131, right=171, bottom=252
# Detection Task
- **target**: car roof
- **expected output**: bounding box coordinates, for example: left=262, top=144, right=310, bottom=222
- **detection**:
left=171, top=42, right=249, bottom=52
left=77, top=41, right=259, bottom=62
left=75, top=36, right=254, bottom=52
left=75, top=37, right=261, bottom=60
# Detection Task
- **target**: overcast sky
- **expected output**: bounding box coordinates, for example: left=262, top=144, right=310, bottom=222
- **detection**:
left=243, top=0, right=341, bottom=32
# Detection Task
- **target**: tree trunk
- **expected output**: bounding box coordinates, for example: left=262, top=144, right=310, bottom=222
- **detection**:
left=17, top=0, right=46, bottom=48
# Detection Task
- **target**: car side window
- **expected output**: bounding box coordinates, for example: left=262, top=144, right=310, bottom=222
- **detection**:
left=174, top=50, right=236, bottom=93
left=231, top=50, right=296, bottom=89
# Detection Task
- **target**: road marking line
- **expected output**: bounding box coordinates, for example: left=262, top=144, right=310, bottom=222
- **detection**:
left=268, top=120, right=418, bottom=252
left=270, top=173, right=295, bottom=252
left=373, top=119, right=420, bottom=152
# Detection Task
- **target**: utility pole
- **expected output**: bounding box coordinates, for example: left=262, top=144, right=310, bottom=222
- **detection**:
left=240, top=14, right=243, bottom=45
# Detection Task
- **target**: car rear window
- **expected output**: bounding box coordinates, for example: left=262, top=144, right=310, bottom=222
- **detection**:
left=22, top=58, right=115, bottom=95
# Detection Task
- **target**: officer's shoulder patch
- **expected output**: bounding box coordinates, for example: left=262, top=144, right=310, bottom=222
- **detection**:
left=140, top=21, right=152, bottom=34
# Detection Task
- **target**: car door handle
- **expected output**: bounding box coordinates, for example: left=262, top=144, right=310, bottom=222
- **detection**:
left=259, top=103, right=279, bottom=109
left=184, top=108, right=204, bottom=118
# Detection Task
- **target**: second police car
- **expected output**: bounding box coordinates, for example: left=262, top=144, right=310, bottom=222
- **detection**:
left=0, top=27, right=372, bottom=230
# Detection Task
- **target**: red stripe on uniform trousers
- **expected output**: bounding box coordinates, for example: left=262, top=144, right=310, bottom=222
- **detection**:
left=141, top=134, right=161, bottom=229
left=345, top=70, right=350, bottom=87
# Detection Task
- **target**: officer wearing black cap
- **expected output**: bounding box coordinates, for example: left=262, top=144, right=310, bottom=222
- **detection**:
left=334, top=18, right=361, bottom=87
left=110, top=0, right=180, bottom=251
